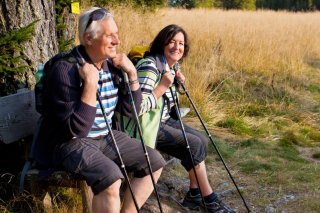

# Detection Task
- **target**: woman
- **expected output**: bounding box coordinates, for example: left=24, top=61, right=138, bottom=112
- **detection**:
left=122, top=25, right=235, bottom=213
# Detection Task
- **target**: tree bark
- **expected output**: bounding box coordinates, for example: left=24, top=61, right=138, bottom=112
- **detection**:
left=0, top=0, right=77, bottom=92
left=0, top=0, right=58, bottom=90
left=59, top=5, right=77, bottom=43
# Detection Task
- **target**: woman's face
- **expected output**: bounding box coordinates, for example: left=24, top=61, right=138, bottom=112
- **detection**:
left=164, top=32, right=185, bottom=67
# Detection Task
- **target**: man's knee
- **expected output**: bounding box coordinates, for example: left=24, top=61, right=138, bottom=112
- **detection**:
left=146, top=147, right=166, bottom=171
left=97, top=179, right=122, bottom=198
left=152, top=167, right=163, bottom=179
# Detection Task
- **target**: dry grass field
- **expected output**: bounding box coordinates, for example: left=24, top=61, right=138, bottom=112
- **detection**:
left=112, top=7, right=320, bottom=213
left=114, top=7, right=320, bottom=125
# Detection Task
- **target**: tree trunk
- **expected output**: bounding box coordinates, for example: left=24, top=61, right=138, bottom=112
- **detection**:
left=0, top=0, right=77, bottom=92
left=0, top=0, right=58, bottom=90
left=59, top=5, right=78, bottom=44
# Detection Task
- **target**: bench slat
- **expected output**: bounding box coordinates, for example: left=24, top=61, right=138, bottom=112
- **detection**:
left=0, top=89, right=40, bottom=144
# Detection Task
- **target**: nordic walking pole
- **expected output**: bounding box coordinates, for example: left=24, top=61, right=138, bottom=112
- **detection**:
left=169, top=87, right=208, bottom=213
left=175, top=80, right=251, bottom=212
left=122, top=71, right=163, bottom=213
left=96, top=93, right=140, bottom=212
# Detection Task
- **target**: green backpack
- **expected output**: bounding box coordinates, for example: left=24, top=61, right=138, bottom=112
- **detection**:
left=124, top=47, right=166, bottom=148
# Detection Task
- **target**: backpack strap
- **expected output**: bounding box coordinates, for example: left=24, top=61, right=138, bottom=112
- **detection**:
left=139, top=55, right=163, bottom=83
left=146, top=54, right=180, bottom=120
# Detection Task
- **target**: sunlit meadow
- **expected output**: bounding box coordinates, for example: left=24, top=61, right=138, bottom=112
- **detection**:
left=2, top=7, right=319, bottom=212
left=113, top=7, right=320, bottom=212
left=114, top=7, right=320, bottom=141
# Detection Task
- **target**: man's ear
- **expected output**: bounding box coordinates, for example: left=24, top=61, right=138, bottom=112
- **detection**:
left=83, top=33, right=93, bottom=45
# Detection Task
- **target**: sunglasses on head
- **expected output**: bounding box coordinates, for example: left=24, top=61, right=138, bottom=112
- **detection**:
left=85, top=8, right=109, bottom=31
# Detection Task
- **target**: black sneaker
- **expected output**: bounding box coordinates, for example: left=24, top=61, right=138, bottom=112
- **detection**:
left=181, top=191, right=202, bottom=210
left=203, top=200, right=236, bottom=213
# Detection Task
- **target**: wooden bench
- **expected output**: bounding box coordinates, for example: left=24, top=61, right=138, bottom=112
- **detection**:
left=0, top=89, right=93, bottom=213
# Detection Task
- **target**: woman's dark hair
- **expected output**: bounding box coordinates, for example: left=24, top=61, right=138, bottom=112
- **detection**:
left=148, top=24, right=189, bottom=61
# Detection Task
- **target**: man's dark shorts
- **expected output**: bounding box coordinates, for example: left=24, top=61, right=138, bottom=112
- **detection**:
left=54, top=130, right=165, bottom=195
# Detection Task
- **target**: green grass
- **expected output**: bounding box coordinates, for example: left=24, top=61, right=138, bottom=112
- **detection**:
left=207, top=139, right=236, bottom=162
left=307, top=84, right=320, bottom=93
left=280, top=130, right=312, bottom=147
left=216, top=116, right=256, bottom=136
left=294, top=168, right=318, bottom=182
left=299, top=126, right=320, bottom=144
left=233, top=138, right=310, bottom=177
left=216, top=137, right=320, bottom=212
left=206, top=63, right=320, bottom=211
left=236, top=139, right=281, bottom=173
left=237, top=103, right=271, bottom=117
left=240, top=138, right=268, bottom=148
left=238, top=160, right=279, bottom=173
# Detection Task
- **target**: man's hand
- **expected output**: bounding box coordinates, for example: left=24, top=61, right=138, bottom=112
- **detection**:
left=111, top=54, right=137, bottom=80
left=79, top=62, right=99, bottom=86
left=79, top=62, right=99, bottom=107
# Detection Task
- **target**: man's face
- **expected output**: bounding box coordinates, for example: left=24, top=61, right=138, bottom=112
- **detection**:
left=91, top=17, right=120, bottom=60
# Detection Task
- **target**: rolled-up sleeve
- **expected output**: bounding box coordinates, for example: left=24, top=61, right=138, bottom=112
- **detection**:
left=137, top=61, right=161, bottom=115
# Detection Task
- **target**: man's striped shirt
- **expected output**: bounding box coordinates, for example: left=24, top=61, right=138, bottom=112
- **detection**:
left=87, top=69, right=118, bottom=138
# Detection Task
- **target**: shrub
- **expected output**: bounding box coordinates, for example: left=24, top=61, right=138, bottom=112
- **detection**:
left=0, top=21, right=36, bottom=96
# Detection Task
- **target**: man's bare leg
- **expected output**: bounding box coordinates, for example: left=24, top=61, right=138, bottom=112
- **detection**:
left=121, top=168, right=163, bottom=213
left=92, top=179, right=122, bottom=213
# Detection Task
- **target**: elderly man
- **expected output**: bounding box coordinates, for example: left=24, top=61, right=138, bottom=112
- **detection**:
left=34, top=7, right=165, bottom=212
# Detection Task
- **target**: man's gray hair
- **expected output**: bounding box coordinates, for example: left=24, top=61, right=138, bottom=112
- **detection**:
left=78, top=7, right=113, bottom=45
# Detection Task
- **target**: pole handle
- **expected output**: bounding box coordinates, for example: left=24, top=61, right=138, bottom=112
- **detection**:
left=122, top=70, right=129, bottom=83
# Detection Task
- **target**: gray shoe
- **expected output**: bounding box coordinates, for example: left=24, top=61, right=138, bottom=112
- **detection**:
left=202, top=200, right=236, bottom=213
left=182, top=191, right=236, bottom=213
left=181, top=191, right=201, bottom=210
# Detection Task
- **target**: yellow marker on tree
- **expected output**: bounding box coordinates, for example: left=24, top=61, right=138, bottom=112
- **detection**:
left=71, top=1, right=80, bottom=15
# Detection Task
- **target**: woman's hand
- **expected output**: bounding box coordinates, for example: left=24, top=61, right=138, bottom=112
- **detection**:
left=160, top=71, right=175, bottom=88
left=153, top=71, right=174, bottom=100
left=175, top=69, right=185, bottom=83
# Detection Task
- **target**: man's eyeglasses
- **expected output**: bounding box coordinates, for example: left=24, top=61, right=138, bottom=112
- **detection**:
left=85, top=8, right=109, bottom=31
